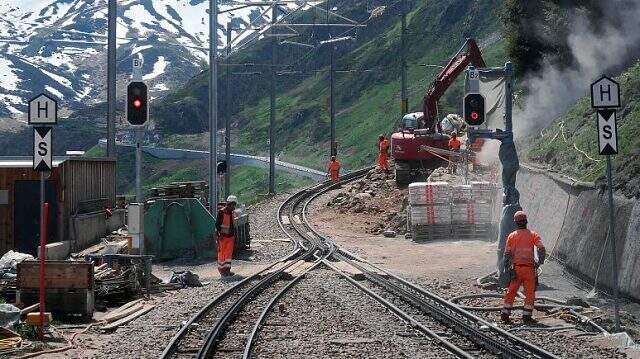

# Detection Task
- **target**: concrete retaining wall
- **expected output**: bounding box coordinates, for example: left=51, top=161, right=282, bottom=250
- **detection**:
left=517, top=165, right=640, bottom=300
left=69, top=209, right=125, bottom=250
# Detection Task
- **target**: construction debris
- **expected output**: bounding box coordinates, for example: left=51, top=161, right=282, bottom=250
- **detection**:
left=101, top=304, right=155, bottom=332
left=327, top=168, right=408, bottom=235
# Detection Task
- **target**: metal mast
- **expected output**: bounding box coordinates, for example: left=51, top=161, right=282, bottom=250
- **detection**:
left=269, top=4, right=277, bottom=194
left=209, top=0, right=219, bottom=208
left=107, top=0, right=116, bottom=158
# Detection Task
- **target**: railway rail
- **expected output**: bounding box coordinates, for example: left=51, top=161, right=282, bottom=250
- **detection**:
left=162, top=168, right=560, bottom=359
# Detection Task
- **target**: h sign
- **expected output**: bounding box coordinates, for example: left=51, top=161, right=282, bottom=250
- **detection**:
left=28, top=93, right=58, bottom=125
left=591, top=76, right=620, bottom=108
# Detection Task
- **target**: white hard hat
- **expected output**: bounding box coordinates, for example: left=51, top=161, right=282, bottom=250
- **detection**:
left=226, top=195, right=238, bottom=203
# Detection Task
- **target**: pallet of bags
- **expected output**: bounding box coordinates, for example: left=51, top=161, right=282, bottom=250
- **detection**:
left=409, top=204, right=451, bottom=225
left=470, top=181, right=495, bottom=203
left=451, top=202, right=492, bottom=225
left=451, top=185, right=472, bottom=203
left=408, top=182, right=450, bottom=205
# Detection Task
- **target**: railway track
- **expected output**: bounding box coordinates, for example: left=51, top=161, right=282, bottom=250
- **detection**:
left=160, top=169, right=369, bottom=359
left=162, top=168, right=560, bottom=359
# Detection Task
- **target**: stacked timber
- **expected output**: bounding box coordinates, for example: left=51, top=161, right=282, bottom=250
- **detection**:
left=150, top=181, right=208, bottom=200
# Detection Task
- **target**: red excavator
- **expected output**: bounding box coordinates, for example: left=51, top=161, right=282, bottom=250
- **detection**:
left=391, top=38, right=485, bottom=185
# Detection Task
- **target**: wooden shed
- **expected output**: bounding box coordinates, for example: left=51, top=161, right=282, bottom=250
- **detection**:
left=0, top=156, right=116, bottom=255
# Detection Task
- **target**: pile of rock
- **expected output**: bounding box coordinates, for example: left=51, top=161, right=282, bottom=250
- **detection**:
left=327, top=169, right=408, bottom=236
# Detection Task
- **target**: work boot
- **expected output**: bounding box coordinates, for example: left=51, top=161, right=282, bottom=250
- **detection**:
left=500, top=313, right=511, bottom=324
left=522, top=315, right=536, bottom=324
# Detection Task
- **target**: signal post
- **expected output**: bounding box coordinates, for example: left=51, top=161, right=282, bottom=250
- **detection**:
left=127, top=56, right=149, bottom=254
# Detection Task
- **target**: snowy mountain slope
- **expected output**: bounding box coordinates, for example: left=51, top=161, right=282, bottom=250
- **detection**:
left=0, top=0, right=306, bottom=117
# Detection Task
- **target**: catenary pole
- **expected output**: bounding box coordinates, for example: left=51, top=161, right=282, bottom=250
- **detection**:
left=225, top=23, right=232, bottom=198
left=269, top=4, right=277, bottom=194
left=107, top=0, right=116, bottom=159
left=209, top=0, right=219, bottom=208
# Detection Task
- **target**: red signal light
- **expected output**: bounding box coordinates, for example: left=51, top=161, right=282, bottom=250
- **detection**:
left=471, top=112, right=479, bottom=120
left=132, top=99, right=143, bottom=109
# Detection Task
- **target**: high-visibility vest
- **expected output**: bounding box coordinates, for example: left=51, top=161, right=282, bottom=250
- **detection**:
left=379, top=139, right=389, bottom=154
left=505, top=229, right=544, bottom=266
left=448, top=138, right=462, bottom=150
left=220, top=211, right=234, bottom=236
left=328, top=160, right=340, bottom=173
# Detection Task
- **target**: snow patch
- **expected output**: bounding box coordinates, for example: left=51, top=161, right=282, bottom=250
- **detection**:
left=0, top=58, right=20, bottom=91
left=153, top=83, right=169, bottom=91
left=143, top=56, right=168, bottom=81
left=45, top=85, right=64, bottom=100
left=132, top=44, right=153, bottom=55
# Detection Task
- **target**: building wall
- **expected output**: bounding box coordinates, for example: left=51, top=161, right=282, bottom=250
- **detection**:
left=0, top=158, right=116, bottom=254
left=0, top=167, right=64, bottom=254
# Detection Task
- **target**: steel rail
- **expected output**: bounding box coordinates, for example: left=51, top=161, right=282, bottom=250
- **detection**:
left=196, top=189, right=322, bottom=358
left=336, top=247, right=560, bottom=359
left=322, top=259, right=474, bottom=359
left=196, top=171, right=369, bottom=358
left=160, top=192, right=309, bottom=358
left=242, top=260, right=324, bottom=358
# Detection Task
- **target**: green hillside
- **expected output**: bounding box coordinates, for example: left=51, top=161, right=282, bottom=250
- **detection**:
left=86, top=145, right=312, bottom=204
left=524, top=62, right=640, bottom=198
left=156, top=0, right=506, bottom=171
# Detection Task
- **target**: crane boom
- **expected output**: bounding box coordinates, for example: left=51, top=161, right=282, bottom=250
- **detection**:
left=422, top=38, right=486, bottom=132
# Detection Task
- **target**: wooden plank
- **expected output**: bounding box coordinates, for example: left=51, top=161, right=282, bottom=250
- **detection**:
left=101, top=305, right=155, bottom=331
left=102, top=303, right=145, bottom=323
left=287, top=261, right=315, bottom=277
left=282, top=260, right=307, bottom=275
left=332, top=261, right=364, bottom=278
left=17, top=261, right=93, bottom=289
left=293, top=215, right=302, bottom=224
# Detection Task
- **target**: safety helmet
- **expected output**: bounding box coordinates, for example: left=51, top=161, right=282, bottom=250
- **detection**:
left=226, top=195, right=238, bottom=204
left=513, top=211, right=527, bottom=222
left=379, top=134, right=384, bottom=141
left=331, top=156, right=336, bottom=160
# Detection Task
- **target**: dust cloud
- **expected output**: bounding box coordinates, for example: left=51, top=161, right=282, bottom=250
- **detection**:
left=514, top=0, right=640, bottom=138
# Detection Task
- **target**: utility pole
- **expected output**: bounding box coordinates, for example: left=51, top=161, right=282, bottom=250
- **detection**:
left=328, top=0, right=336, bottom=157
left=400, top=0, right=408, bottom=116
left=225, top=23, right=232, bottom=198
left=269, top=4, right=277, bottom=194
left=209, top=0, right=219, bottom=209
left=107, top=0, right=116, bottom=159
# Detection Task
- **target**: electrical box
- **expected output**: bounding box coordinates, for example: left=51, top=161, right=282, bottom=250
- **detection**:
left=128, top=203, right=144, bottom=253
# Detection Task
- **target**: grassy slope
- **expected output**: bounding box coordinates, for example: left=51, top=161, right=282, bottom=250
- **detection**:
left=524, top=62, right=640, bottom=197
left=160, top=0, right=506, bottom=171
left=86, top=145, right=313, bottom=204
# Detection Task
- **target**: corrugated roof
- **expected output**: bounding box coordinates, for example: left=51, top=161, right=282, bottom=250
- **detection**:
left=0, top=156, right=66, bottom=168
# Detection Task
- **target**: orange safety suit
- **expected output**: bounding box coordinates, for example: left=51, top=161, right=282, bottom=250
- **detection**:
left=502, top=229, right=545, bottom=319
left=378, top=138, right=390, bottom=170
left=327, top=159, right=341, bottom=181
left=216, top=208, right=235, bottom=275
left=448, top=138, right=462, bottom=151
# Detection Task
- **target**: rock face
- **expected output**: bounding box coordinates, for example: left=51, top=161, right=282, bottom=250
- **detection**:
left=327, top=168, right=408, bottom=235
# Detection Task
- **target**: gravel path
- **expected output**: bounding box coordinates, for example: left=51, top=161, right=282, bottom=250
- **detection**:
left=250, top=267, right=455, bottom=359
left=412, top=276, right=627, bottom=359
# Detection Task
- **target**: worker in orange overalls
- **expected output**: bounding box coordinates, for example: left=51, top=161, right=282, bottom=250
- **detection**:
left=448, top=133, right=462, bottom=174
left=327, top=156, right=341, bottom=181
left=216, top=195, right=237, bottom=278
left=378, top=134, right=390, bottom=171
left=502, top=211, right=546, bottom=323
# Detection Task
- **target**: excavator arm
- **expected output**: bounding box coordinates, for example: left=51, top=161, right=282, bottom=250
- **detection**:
left=422, top=38, right=485, bottom=133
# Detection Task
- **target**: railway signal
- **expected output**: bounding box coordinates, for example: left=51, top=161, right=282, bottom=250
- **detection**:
left=126, top=81, right=148, bottom=126
left=463, top=93, right=485, bottom=126
left=591, top=75, right=621, bottom=332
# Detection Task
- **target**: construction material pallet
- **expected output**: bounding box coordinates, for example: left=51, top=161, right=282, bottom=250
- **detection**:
left=452, top=223, right=493, bottom=240
left=412, top=224, right=453, bottom=242
left=151, top=181, right=208, bottom=200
